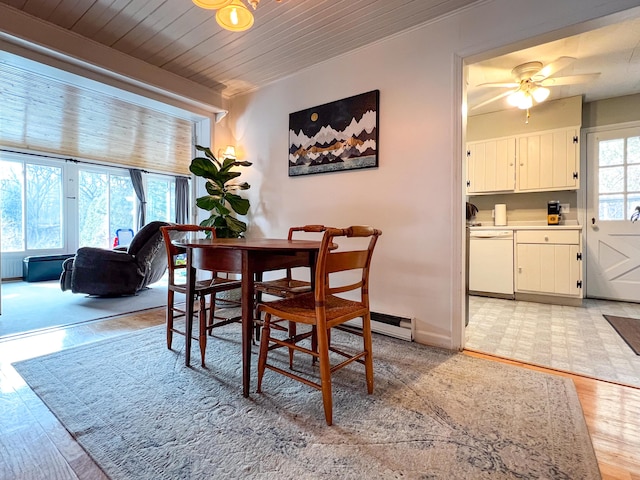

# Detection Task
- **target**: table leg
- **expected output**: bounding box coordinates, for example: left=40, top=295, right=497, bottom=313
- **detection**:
left=241, top=250, right=253, bottom=397
left=184, top=247, right=196, bottom=367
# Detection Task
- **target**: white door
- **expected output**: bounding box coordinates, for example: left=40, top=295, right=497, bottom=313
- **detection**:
left=586, top=126, right=640, bottom=302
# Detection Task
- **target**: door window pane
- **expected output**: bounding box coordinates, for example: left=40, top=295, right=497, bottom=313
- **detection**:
left=0, top=160, right=25, bottom=252
left=79, top=170, right=109, bottom=248
left=598, top=135, right=640, bottom=221
left=26, top=164, right=63, bottom=249
left=628, top=136, right=640, bottom=164
left=599, top=139, right=624, bottom=167
left=146, top=176, right=175, bottom=222
left=599, top=194, right=624, bottom=220
left=110, top=175, right=135, bottom=240
left=599, top=166, right=624, bottom=193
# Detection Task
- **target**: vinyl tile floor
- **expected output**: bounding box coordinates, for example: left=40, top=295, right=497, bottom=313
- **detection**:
left=465, top=295, right=640, bottom=387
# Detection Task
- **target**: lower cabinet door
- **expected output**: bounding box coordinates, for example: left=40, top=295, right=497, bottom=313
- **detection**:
left=516, top=243, right=581, bottom=296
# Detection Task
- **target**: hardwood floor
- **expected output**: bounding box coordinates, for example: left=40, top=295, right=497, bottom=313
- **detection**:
left=1, top=309, right=638, bottom=479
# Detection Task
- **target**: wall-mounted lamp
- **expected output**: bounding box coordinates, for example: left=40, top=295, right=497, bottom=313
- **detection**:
left=218, top=145, right=237, bottom=159
left=222, top=145, right=237, bottom=159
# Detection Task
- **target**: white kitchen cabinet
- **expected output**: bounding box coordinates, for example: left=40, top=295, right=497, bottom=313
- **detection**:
left=515, top=229, right=582, bottom=297
left=517, top=127, right=579, bottom=192
left=466, top=137, right=516, bottom=194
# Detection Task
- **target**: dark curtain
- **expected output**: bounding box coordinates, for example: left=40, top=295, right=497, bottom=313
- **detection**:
left=175, top=176, right=189, bottom=224
left=129, top=168, right=146, bottom=229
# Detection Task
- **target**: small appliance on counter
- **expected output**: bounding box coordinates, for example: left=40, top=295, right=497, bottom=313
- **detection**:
left=547, top=200, right=562, bottom=225
left=494, top=204, right=507, bottom=226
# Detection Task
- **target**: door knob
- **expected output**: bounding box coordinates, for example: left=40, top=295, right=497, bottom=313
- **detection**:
left=591, top=217, right=596, bottom=225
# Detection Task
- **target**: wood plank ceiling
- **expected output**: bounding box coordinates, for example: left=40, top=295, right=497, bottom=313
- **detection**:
left=0, top=0, right=480, bottom=172
left=0, top=0, right=480, bottom=99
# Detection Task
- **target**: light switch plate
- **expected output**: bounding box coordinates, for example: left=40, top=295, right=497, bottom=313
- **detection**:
left=561, top=203, right=570, bottom=213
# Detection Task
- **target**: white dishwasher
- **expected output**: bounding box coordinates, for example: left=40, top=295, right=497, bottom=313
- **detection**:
left=469, top=229, right=514, bottom=296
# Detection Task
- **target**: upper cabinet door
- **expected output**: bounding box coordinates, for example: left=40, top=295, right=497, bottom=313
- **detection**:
left=466, top=137, right=516, bottom=194
left=517, top=127, right=579, bottom=192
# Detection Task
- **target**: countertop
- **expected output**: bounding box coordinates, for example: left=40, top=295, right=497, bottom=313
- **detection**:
left=468, top=220, right=582, bottom=231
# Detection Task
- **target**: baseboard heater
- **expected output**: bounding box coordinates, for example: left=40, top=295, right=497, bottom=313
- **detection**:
left=345, top=312, right=414, bottom=342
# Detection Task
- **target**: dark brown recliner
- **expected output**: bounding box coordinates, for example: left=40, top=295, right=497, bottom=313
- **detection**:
left=60, top=221, right=170, bottom=296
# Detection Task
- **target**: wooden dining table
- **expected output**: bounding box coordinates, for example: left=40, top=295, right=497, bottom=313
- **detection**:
left=173, top=237, right=322, bottom=397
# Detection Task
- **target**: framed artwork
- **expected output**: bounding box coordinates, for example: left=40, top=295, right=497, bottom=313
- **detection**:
left=288, top=90, right=379, bottom=177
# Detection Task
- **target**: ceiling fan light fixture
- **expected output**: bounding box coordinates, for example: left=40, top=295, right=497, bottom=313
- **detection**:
left=507, top=90, right=526, bottom=107
left=507, top=90, right=533, bottom=110
left=216, top=0, right=254, bottom=31
left=192, top=0, right=233, bottom=9
left=532, top=86, right=550, bottom=103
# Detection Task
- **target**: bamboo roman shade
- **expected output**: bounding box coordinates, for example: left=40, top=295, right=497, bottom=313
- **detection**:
left=0, top=62, right=193, bottom=175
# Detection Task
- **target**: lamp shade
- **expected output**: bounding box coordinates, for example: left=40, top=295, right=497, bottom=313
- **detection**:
left=192, top=0, right=233, bottom=9
left=532, top=86, right=550, bottom=103
left=507, top=90, right=526, bottom=107
left=216, top=0, right=254, bottom=31
left=223, top=145, right=237, bottom=159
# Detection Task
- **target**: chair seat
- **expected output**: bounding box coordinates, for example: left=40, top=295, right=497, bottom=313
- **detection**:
left=260, top=292, right=367, bottom=326
left=171, top=277, right=241, bottom=295
left=254, top=278, right=311, bottom=297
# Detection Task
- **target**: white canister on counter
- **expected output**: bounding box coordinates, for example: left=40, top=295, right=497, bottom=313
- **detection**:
left=494, top=204, right=507, bottom=226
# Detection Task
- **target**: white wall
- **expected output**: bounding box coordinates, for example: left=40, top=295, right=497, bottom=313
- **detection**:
left=218, top=0, right=640, bottom=349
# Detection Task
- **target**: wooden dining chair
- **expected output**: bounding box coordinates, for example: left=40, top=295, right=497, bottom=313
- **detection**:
left=256, top=225, right=382, bottom=425
left=253, top=224, right=329, bottom=364
left=160, top=224, right=242, bottom=367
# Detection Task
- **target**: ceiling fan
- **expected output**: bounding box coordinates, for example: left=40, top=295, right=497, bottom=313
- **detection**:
left=472, top=56, right=600, bottom=111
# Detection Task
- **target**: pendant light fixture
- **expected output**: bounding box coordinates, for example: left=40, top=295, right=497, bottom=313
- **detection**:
left=193, top=0, right=282, bottom=32
left=192, top=0, right=233, bottom=9
left=216, top=0, right=254, bottom=32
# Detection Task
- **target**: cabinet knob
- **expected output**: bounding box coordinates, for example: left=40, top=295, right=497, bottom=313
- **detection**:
left=544, top=236, right=549, bottom=241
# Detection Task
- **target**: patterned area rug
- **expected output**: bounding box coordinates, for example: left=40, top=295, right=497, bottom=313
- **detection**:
left=14, top=325, right=600, bottom=479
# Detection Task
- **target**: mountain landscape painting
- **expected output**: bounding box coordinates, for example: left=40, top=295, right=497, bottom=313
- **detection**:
left=288, top=90, right=379, bottom=177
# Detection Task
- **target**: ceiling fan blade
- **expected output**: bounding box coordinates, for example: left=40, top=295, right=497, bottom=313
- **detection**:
left=471, top=90, right=513, bottom=110
left=539, top=73, right=601, bottom=86
left=531, top=56, right=576, bottom=81
left=475, top=81, right=520, bottom=88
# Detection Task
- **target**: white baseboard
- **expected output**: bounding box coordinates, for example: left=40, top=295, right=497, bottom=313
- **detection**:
left=345, top=316, right=413, bottom=342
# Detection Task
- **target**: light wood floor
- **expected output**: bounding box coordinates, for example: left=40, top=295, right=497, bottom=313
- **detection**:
left=1, top=309, right=638, bottom=480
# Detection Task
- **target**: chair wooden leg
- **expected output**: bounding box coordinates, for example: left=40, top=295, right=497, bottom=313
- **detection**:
left=166, top=290, right=174, bottom=350
left=317, top=326, right=333, bottom=426
left=254, top=291, right=263, bottom=343
left=288, top=321, right=297, bottom=368
left=362, top=313, right=374, bottom=394
left=199, top=294, right=207, bottom=367
left=256, top=313, right=272, bottom=393
left=208, top=293, right=217, bottom=336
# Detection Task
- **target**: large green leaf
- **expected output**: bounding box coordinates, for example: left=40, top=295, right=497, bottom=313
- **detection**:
left=204, top=182, right=224, bottom=196
left=189, top=157, right=219, bottom=180
left=196, top=196, right=231, bottom=216
left=225, top=216, right=247, bottom=235
left=195, top=145, right=220, bottom=165
left=226, top=193, right=250, bottom=215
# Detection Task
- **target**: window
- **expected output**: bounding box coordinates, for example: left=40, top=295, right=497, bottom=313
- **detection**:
left=78, top=169, right=136, bottom=249
left=0, top=151, right=181, bottom=255
left=598, top=135, right=640, bottom=221
left=0, top=157, right=63, bottom=252
left=146, top=175, right=176, bottom=223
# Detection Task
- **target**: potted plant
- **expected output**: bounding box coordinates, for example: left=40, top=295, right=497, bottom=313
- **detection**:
left=189, top=145, right=252, bottom=238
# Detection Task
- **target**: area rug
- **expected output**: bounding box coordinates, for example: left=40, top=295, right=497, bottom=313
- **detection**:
left=0, top=280, right=175, bottom=338
left=603, top=314, right=640, bottom=355
left=13, top=325, right=600, bottom=479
